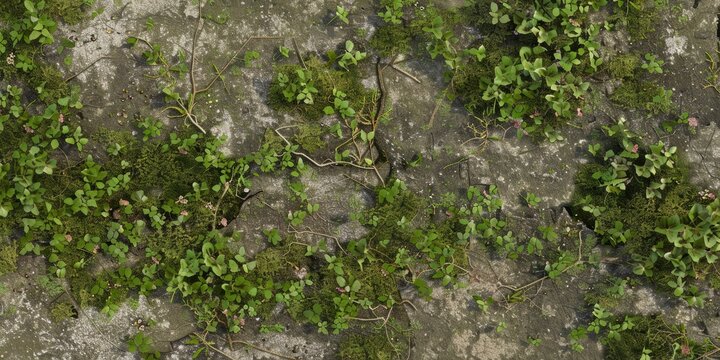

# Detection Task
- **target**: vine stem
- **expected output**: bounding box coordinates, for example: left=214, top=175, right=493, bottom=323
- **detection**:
left=274, top=126, right=385, bottom=186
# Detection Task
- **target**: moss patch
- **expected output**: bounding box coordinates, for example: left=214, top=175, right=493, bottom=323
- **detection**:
left=0, top=242, right=18, bottom=276
left=611, top=79, right=674, bottom=114
left=605, top=315, right=708, bottom=360
left=268, top=57, right=372, bottom=121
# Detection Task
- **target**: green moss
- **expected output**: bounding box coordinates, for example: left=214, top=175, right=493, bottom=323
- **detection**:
left=47, top=0, right=89, bottom=24
left=571, top=142, right=697, bottom=247
left=0, top=0, right=87, bottom=24
left=261, top=128, right=285, bottom=154
left=133, top=143, right=179, bottom=189
left=338, top=328, right=403, bottom=360
left=605, top=315, right=708, bottom=360
left=369, top=24, right=411, bottom=58
left=130, top=142, right=206, bottom=198
left=611, top=79, right=674, bottom=114
left=604, top=54, right=640, bottom=79
left=254, top=248, right=285, bottom=277
left=146, top=225, right=201, bottom=264
left=255, top=243, right=308, bottom=279
left=293, top=123, right=327, bottom=153
left=37, top=275, right=65, bottom=298
left=50, top=302, right=76, bottom=322
left=0, top=242, right=18, bottom=276
left=623, top=1, right=660, bottom=41
left=269, top=58, right=371, bottom=121
left=34, top=64, right=72, bottom=103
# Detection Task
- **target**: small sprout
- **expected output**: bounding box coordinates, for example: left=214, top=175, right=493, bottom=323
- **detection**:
left=642, top=53, right=664, bottom=74
left=278, top=45, right=290, bottom=58
left=335, top=5, right=350, bottom=24
left=472, top=295, right=494, bottom=314
left=524, top=192, right=541, bottom=208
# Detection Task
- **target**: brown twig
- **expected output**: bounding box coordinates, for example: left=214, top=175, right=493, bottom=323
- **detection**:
left=390, top=64, right=421, bottom=84
left=274, top=127, right=385, bottom=186
left=288, top=226, right=347, bottom=255
left=428, top=98, right=441, bottom=128
left=212, top=181, right=231, bottom=230
left=374, top=58, right=387, bottom=125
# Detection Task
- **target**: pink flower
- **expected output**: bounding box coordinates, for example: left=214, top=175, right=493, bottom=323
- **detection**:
left=688, top=117, right=698, bottom=128
left=681, top=344, right=690, bottom=355
left=58, top=114, right=64, bottom=123
left=512, top=119, right=522, bottom=129
left=219, top=217, right=228, bottom=227
left=180, top=210, right=189, bottom=217
left=631, top=144, right=639, bottom=154
left=576, top=108, right=583, bottom=118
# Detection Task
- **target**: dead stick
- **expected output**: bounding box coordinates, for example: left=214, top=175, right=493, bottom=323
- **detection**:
left=390, top=64, right=421, bottom=84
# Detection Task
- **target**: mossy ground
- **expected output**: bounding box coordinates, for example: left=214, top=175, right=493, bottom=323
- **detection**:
left=0, top=242, right=17, bottom=276
left=0, top=0, right=718, bottom=359
left=605, top=315, right=709, bottom=360
left=268, top=57, right=373, bottom=121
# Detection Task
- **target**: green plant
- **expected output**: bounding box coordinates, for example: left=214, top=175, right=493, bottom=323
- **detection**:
left=605, top=315, right=710, bottom=360
left=378, top=0, right=404, bottom=24
left=127, top=332, right=159, bottom=360
left=277, top=69, right=318, bottom=104
left=243, top=50, right=260, bottom=67
left=641, top=53, right=664, bottom=74
left=524, top=192, right=541, bottom=208
left=495, top=321, right=507, bottom=333
left=332, top=5, right=349, bottom=25
left=650, top=199, right=720, bottom=306
left=259, top=323, right=286, bottom=334
left=337, top=40, right=366, bottom=71
left=528, top=337, right=542, bottom=347
left=472, top=295, right=494, bottom=314
left=138, top=116, right=162, bottom=141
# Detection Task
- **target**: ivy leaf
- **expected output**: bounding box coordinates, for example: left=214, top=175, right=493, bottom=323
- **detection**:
left=0, top=204, right=9, bottom=217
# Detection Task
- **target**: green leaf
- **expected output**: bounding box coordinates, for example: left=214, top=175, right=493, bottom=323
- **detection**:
left=24, top=0, right=35, bottom=13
